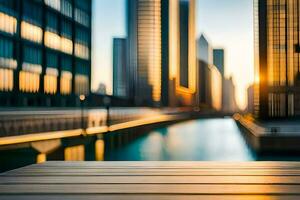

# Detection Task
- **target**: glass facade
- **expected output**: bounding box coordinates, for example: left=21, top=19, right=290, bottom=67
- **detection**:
left=128, top=0, right=162, bottom=105
left=0, top=0, right=91, bottom=106
left=127, top=0, right=196, bottom=106
left=255, top=0, right=300, bottom=118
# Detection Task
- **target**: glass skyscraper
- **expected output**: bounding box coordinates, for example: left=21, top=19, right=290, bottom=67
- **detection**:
left=254, top=0, right=300, bottom=118
left=127, top=0, right=196, bottom=106
left=0, top=0, right=91, bottom=106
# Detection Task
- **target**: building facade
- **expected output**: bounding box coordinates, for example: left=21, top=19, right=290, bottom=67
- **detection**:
left=113, top=38, right=128, bottom=98
left=254, top=0, right=300, bottom=118
left=0, top=0, right=91, bottom=107
left=127, top=0, right=196, bottom=107
left=127, top=0, right=162, bottom=106
left=197, top=34, right=222, bottom=110
left=213, top=49, right=224, bottom=77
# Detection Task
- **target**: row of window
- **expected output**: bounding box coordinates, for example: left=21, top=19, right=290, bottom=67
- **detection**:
left=0, top=18, right=89, bottom=60
left=0, top=0, right=90, bottom=27
left=44, top=0, right=90, bottom=27
left=0, top=69, right=88, bottom=95
left=0, top=37, right=88, bottom=71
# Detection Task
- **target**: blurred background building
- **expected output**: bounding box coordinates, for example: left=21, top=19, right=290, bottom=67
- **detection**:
left=254, top=0, right=300, bottom=118
left=197, top=34, right=222, bottom=111
left=222, top=76, right=238, bottom=113
left=113, top=38, right=128, bottom=98
left=213, top=49, right=224, bottom=77
left=0, top=0, right=91, bottom=107
left=247, top=84, right=254, bottom=114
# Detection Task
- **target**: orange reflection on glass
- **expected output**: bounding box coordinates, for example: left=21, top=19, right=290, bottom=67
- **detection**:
left=21, top=21, right=43, bottom=43
left=95, top=139, right=105, bottom=161
left=64, top=145, right=85, bottom=161
left=0, top=12, right=17, bottom=34
left=44, top=31, right=61, bottom=50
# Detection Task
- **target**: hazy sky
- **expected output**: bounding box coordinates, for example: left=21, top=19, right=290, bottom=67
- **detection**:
left=92, top=0, right=254, bottom=109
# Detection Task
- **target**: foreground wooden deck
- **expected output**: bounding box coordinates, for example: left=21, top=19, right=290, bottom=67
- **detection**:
left=1, top=161, right=300, bottom=199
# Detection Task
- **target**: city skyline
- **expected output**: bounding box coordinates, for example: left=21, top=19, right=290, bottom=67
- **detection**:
left=92, top=0, right=254, bottom=110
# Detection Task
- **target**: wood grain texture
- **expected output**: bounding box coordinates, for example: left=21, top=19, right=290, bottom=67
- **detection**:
left=1, top=161, right=300, bottom=199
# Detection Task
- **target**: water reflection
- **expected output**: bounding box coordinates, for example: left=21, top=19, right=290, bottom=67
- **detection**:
left=104, top=118, right=255, bottom=161
left=64, top=145, right=85, bottom=161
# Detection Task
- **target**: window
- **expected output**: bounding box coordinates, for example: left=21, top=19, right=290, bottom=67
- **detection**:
left=0, top=12, right=17, bottom=35
left=23, top=2, right=42, bottom=26
left=60, top=71, right=72, bottom=95
left=74, top=9, right=89, bottom=27
left=0, top=68, right=13, bottom=91
left=61, top=0, right=72, bottom=18
left=61, top=20, right=73, bottom=54
left=21, top=1, right=43, bottom=43
left=0, top=37, right=17, bottom=70
left=75, top=74, right=88, bottom=95
left=75, top=61, right=89, bottom=95
left=75, top=0, right=90, bottom=12
left=75, top=28, right=89, bottom=59
left=45, top=12, right=61, bottom=50
left=20, top=45, right=41, bottom=93
left=61, top=56, right=72, bottom=95
left=21, top=21, right=43, bottom=43
left=19, top=70, right=40, bottom=93
left=23, top=46, right=42, bottom=66
left=46, top=12, right=58, bottom=33
left=44, top=52, right=58, bottom=94
left=45, top=0, right=61, bottom=11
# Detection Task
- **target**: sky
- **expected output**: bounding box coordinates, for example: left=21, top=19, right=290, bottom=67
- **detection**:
left=92, top=0, right=254, bottom=110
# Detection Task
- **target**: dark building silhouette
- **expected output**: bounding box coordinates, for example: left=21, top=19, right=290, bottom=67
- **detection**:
left=213, top=49, right=224, bottom=77
left=254, top=0, right=300, bottom=118
left=113, top=38, right=128, bottom=98
left=0, top=0, right=92, bottom=107
left=179, top=0, right=189, bottom=88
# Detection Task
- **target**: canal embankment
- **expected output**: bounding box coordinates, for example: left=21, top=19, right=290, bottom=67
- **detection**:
left=234, top=114, right=300, bottom=153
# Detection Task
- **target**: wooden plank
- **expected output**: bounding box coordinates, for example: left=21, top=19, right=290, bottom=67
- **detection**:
left=37, top=161, right=300, bottom=168
left=2, top=162, right=300, bottom=199
left=0, top=195, right=299, bottom=200
left=1, top=184, right=300, bottom=194
left=5, top=169, right=300, bottom=176
left=2, top=195, right=300, bottom=200
left=1, top=175, right=300, bottom=184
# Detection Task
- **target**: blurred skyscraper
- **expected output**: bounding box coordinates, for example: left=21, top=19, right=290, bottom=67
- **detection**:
left=127, top=0, right=196, bottom=107
left=254, top=0, right=300, bottom=118
left=247, top=84, right=254, bottom=114
left=213, top=49, right=224, bottom=77
left=113, top=38, right=128, bottom=97
left=0, top=0, right=92, bottom=107
left=222, top=76, right=238, bottom=113
left=197, top=34, right=222, bottom=111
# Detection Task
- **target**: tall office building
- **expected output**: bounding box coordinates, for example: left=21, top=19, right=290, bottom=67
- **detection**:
left=197, top=34, right=222, bottom=110
left=197, top=35, right=212, bottom=106
left=113, top=38, right=128, bottom=97
left=254, top=0, right=300, bottom=118
left=0, top=0, right=91, bottom=106
left=213, top=49, right=224, bottom=77
left=127, top=0, right=196, bottom=106
left=127, top=0, right=162, bottom=106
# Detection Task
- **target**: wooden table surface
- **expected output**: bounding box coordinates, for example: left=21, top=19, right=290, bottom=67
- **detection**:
left=1, top=161, right=300, bottom=199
